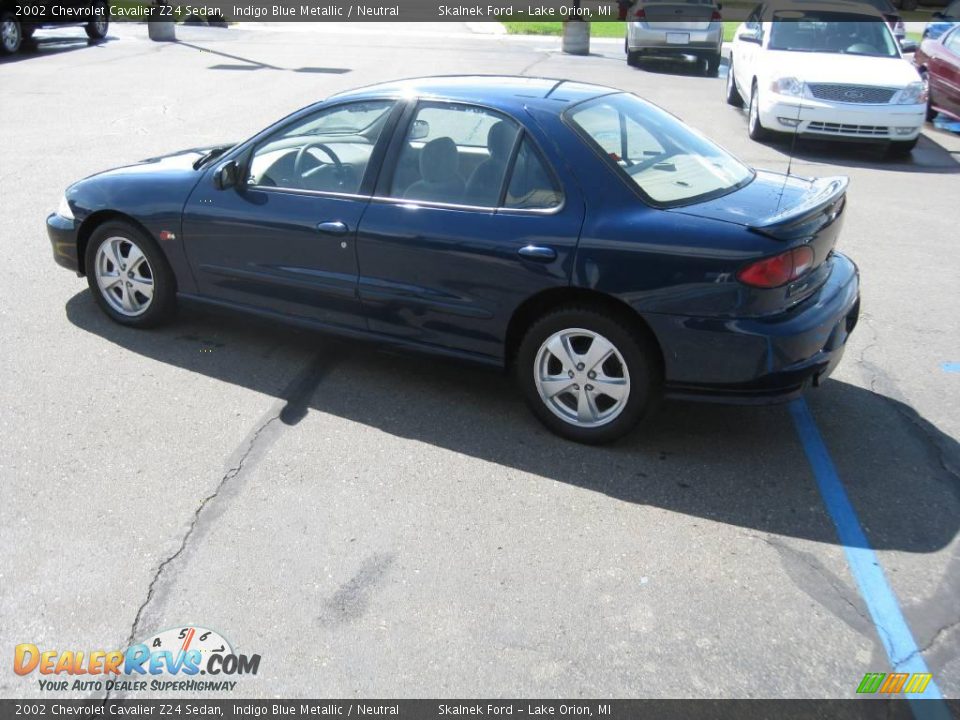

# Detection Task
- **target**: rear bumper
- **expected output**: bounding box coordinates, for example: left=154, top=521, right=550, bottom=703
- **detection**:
left=647, top=253, right=861, bottom=405
left=627, top=23, right=722, bottom=54
left=759, top=95, right=925, bottom=141
left=47, top=212, right=82, bottom=276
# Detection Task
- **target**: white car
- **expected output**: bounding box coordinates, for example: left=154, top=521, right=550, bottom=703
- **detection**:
left=726, top=2, right=927, bottom=156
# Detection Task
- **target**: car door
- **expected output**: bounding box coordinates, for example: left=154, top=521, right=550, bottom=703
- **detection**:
left=937, top=28, right=960, bottom=117
left=181, top=99, right=400, bottom=330
left=354, top=100, right=585, bottom=360
left=733, top=7, right=764, bottom=97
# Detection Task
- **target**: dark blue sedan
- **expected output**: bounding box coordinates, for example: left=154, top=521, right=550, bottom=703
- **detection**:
left=47, top=76, right=860, bottom=443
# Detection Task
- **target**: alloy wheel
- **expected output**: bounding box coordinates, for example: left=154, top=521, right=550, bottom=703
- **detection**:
left=94, top=236, right=155, bottom=317
left=1, top=20, right=20, bottom=53
left=534, top=328, right=631, bottom=428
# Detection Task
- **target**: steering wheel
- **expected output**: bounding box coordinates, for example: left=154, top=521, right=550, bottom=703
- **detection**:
left=293, top=142, right=343, bottom=187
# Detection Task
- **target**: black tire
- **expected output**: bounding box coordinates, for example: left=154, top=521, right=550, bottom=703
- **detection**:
left=627, top=49, right=641, bottom=68
left=1, top=13, right=22, bottom=55
left=920, top=71, right=936, bottom=122
left=705, top=52, right=721, bottom=78
left=84, top=220, right=177, bottom=328
left=748, top=81, right=770, bottom=141
left=887, top=137, right=918, bottom=158
left=725, top=59, right=743, bottom=107
left=85, top=1, right=109, bottom=40
left=516, top=306, right=661, bottom=444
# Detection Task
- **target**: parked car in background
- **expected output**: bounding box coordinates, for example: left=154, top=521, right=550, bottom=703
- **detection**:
left=46, top=76, right=861, bottom=444
left=915, top=25, right=960, bottom=120
left=923, top=0, right=960, bottom=41
left=625, top=0, right=724, bottom=76
left=726, top=2, right=926, bottom=156
left=0, top=0, right=108, bottom=55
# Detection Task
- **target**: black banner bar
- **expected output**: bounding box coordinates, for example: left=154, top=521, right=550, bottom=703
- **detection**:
left=1, top=700, right=957, bottom=719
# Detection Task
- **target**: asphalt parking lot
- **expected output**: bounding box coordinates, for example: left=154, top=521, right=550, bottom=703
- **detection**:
left=1, top=21, right=958, bottom=700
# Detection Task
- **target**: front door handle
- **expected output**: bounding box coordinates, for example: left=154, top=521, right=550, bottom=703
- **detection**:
left=518, top=245, right=557, bottom=261
left=317, top=221, right=349, bottom=236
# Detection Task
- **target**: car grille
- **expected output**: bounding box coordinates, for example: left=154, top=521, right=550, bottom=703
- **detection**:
left=807, top=122, right=890, bottom=136
left=807, top=84, right=897, bottom=104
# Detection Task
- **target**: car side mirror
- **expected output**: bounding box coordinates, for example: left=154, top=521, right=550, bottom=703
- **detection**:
left=410, top=119, right=430, bottom=141
left=738, top=30, right=761, bottom=44
left=932, top=11, right=944, bottom=18
left=214, top=160, right=239, bottom=190
left=900, top=39, right=918, bottom=53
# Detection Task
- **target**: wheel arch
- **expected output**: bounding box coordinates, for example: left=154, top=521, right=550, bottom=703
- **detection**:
left=77, top=210, right=158, bottom=277
left=505, top=287, right=665, bottom=376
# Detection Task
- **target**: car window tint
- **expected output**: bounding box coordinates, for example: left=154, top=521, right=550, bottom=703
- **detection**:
left=246, top=100, right=394, bottom=194
left=570, top=102, right=665, bottom=165
left=947, top=28, right=960, bottom=51
left=390, top=103, right=519, bottom=207
left=504, top=137, right=562, bottom=210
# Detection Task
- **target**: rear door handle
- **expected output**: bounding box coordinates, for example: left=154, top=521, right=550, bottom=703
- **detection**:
left=517, top=245, right=557, bottom=261
left=317, top=221, right=349, bottom=236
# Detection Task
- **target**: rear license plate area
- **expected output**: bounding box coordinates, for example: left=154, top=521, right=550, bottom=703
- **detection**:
left=666, top=33, right=690, bottom=44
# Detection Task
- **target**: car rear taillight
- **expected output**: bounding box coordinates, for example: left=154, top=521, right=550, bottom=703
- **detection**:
left=737, top=246, right=814, bottom=288
left=711, top=9, right=722, bottom=20
left=635, top=8, right=646, bottom=19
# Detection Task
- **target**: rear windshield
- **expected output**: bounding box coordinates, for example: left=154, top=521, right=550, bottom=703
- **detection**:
left=566, top=93, right=753, bottom=207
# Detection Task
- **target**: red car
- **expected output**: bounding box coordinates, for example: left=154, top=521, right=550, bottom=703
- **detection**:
left=915, top=25, right=960, bottom=122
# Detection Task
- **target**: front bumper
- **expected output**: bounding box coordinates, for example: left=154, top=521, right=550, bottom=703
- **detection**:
left=47, top=212, right=82, bottom=276
left=627, top=23, right=722, bottom=54
left=759, top=95, right=925, bottom=141
left=646, top=253, right=861, bottom=404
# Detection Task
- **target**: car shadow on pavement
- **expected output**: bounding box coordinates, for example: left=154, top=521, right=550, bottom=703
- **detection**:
left=0, top=34, right=114, bottom=64
left=758, top=132, right=960, bottom=174
left=65, top=291, right=960, bottom=554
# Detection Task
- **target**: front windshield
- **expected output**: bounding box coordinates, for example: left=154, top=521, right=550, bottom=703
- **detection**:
left=567, top=93, right=753, bottom=207
left=768, top=14, right=900, bottom=57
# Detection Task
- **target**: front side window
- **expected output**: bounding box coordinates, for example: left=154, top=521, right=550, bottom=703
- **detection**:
left=247, top=100, right=395, bottom=194
left=389, top=103, right=520, bottom=206
left=767, top=14, right=900, bottom=57
left=567, top=93, right=753, bottom=207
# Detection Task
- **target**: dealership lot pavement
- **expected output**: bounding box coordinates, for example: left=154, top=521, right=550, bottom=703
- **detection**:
left=1, top=22, right=958, bottom=699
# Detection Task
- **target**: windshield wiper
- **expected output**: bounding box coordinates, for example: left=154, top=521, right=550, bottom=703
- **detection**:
left=193, top=146, right=232, bottom=170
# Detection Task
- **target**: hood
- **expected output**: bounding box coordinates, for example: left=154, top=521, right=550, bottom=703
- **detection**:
left=760, top=51, right=920, bottom=87
left=83, top=144, right=234, bottom=182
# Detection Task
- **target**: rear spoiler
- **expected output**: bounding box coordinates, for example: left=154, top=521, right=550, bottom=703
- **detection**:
left=749, top=176, right=849, bottom=241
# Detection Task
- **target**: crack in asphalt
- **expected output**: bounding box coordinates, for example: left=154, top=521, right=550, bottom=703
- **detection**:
left=893, top=617, right=960, bottom=668
left=104, top=351, right=336, bottom=700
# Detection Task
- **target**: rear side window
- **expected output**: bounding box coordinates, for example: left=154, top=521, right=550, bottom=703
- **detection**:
left=504, top=138, right=562, bottom=210
left=566, top=93, right=753, bottom=207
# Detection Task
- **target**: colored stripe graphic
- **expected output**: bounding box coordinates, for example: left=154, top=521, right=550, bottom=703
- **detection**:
left=788, top=399, right=951, bottom=720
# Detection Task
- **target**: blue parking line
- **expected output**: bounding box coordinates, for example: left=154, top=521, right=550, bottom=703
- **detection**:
left=788, top=398, right=949, bottom=714
left=942, top=362, right=960, bottom=373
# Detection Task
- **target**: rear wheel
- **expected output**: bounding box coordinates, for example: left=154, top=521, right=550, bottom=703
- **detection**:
left=725, top=60, right=743, bottom=107
left=516, top=306, right=660, bottom=444
left=0, top=14, right=22, bottom=55
left=85, top=1, right=109, bottom=39
left=84, top=221, right=177, bottom=328
left=705, top=51, right=721, bottom=77
left=748, top=81, right=770, bottom=141
left=626, top=47, right=641, bottom=67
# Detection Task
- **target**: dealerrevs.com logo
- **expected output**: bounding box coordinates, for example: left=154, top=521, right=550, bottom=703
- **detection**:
left=14, top=626, right=261, bottom=693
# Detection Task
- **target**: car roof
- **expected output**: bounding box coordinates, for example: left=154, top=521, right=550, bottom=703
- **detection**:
left=328, top=75, right=620, bottom=113
left=760, top=0, right=886, bottom=19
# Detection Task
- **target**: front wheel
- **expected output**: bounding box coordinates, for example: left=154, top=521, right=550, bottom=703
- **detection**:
left=748, top=82, right=770, bottom=141
left=84, top=221, right=177, bottom=327
left=516, top=307, right=661, bottom=444
left=85, top=1, right=109, bottom=39
left=887, top=137, right=918, bottom=158
left=1, top=13, right=22, bottom=55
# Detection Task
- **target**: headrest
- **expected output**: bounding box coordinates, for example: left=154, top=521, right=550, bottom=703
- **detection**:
left=488, top=121, right=515, bottom=161
left=420, top=137, right=460, bottom=183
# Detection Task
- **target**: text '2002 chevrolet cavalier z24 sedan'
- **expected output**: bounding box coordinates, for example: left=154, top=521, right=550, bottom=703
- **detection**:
left=47, top=76, right=861, bottom=444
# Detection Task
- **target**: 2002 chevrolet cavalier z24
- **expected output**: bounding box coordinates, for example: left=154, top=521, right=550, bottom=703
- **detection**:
left=47, top=76, right=860, bottom=444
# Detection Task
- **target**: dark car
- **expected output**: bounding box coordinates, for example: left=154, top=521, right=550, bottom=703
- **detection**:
left=916, top=25, right=960, bottom=121
left=1, top=0, right=108, bottom=55
left=46, top=76, right=861, bottom=444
